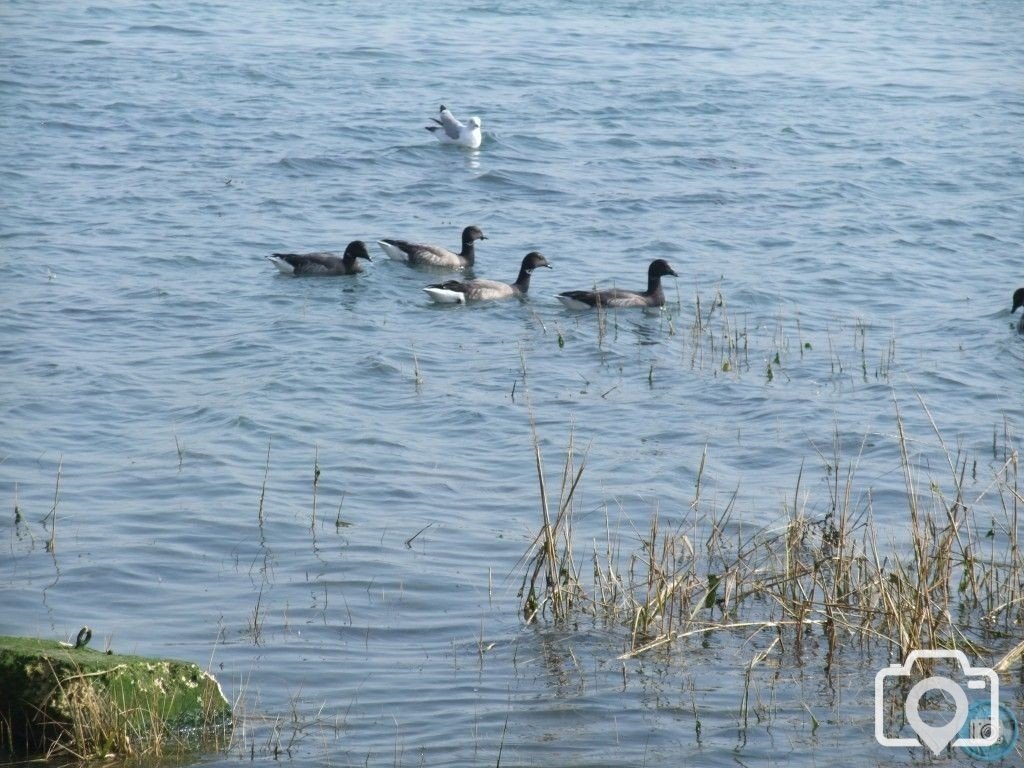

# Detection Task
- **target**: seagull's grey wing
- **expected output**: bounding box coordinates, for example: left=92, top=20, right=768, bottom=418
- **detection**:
left=438, top=108, right=464, bottom=139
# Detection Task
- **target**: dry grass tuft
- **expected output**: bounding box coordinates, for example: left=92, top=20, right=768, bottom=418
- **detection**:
left=518, top=404, right=1023, bottom=667
left=31, top=659, right=230, bottom=762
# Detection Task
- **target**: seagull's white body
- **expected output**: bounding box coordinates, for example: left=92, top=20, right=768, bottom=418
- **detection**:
left=426, top=105, right=482, bottom=149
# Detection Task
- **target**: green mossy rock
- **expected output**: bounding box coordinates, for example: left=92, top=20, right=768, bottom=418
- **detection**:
left=0, top=634, right=231, bottom=758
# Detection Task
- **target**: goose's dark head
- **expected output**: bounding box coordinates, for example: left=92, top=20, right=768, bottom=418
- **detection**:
left=1013, top=287, right=1024, bottom=314
left=649, top=259, right=678, bottom=279
left=345, top=240, right=372, bottom=261
left=522, top=251, right=552, bottom=273
left=462, top=225, right=487, bottom=244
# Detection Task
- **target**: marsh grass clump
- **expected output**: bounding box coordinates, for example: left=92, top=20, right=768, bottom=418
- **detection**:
left=678, top=289, right=901, bottom=385
left=684, top=288, right=750, bottom=376
left=518, top=406, right=1023, bottom=665
left=228, top=681, right=346, bottom=763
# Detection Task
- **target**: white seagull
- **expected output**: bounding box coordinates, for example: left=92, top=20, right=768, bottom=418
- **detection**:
left=425, top=105, right=482, bottom=149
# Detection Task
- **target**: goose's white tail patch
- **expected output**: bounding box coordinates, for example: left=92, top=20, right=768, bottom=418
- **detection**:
left=556, top=295, right=593, bottom=310
left=377, top=240, right=409, bottom=261
left=423, top=287, right=466, bottom=304
left=267, top=256, right=295, bottom=275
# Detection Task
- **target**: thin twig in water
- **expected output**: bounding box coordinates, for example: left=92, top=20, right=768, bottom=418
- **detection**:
left=311, top=444, right=320, bottom=531
left=258, top=440, right=271, bottom=529
left=46, top=457, right=62, bottom=554
left=405, top=522, right=433, bottom=548
left=495, top=705, right=510, bottom=768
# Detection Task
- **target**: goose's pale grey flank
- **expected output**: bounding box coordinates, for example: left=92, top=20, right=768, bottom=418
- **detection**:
left=425, top=105, right=482, bottom=149
left=423, top=252, right=552, bottom=304
left=557, top=259, right=679, bottom=309
left=377, top=225, right=487, bottom=269
left=1013, top=287, right=1024, bottom=332
left=267, top=240, right=372, bottom=276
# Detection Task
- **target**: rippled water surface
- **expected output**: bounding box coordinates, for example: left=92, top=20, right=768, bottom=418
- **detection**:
left=3, top=1, right=1023, bottom=765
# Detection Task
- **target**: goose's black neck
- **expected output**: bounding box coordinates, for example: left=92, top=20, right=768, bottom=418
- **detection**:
left=645, top=272, right=665, bottom=301
left=513, top=266, right=534, bottom=294
left=458, top=240, right=476, bottom=265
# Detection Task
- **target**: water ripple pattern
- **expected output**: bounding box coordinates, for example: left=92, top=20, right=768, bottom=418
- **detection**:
left=2, top=1, right=1022, bottom=765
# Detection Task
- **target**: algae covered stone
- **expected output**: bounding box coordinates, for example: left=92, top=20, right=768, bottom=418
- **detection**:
left=0, top=634, right=231, bottom=758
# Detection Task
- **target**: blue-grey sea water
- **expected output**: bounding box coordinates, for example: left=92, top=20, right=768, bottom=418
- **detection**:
left=2, top=1, right=1023, bottom=765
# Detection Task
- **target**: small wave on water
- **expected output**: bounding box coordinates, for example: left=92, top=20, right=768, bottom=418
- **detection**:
left=470, top=168, right=569, bottom=199
left=39, top=119, right=108, bottom=134
left=124, top=24, right=210, bottom=36
left=273, top=154, right=362, bottom=174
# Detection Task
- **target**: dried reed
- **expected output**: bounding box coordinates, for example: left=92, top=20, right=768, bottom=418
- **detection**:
left=518, top=405, right=1023, bottom=669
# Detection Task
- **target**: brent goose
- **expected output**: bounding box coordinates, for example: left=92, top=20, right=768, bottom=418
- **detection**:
left=423, top=252, right=552, bottom=304
left=267, top=240, right=372, bottom=276
left=557, top=259, right=678, bottom=309
left=377, top=225, right=487, bottom=269
left=425, top=105, right=482, bottom=149
left=1013, top=287, right=1024, bottom=331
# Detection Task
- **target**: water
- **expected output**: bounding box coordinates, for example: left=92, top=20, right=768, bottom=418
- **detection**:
left=2, top=1, right=1023, bottom=765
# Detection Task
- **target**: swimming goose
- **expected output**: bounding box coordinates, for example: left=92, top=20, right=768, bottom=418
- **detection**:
left=1013, top=287, right=1024, bottom=331
left=425, top=105, right=482, bottom=149
left=267, top=240, right=372, bottom=276
left=423, top=252, right=552, bottom=304
left=557, top=259, right=679, bottom=309
left=377, top=225, right=487, bottom=269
